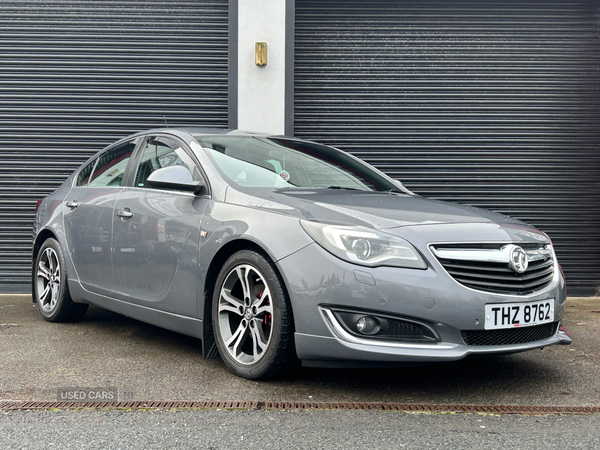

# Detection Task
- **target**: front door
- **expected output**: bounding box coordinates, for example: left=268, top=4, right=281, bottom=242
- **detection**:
left=112, top=136, right=208, bottom=317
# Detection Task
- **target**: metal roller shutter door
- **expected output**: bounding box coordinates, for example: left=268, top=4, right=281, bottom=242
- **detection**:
left=295, top=0, right=600, bottom=295
left=0, top=0, right=229, bottom=289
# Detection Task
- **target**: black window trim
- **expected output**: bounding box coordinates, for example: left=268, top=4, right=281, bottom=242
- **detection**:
left=125, top=133, right=212, bottom=197
left=76, top=157, right=98, bottom=187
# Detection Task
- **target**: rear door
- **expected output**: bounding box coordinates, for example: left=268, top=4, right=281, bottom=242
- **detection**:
left=112, top=135, right=209, bottom=317
left=63, top=140, right=137, bottom=295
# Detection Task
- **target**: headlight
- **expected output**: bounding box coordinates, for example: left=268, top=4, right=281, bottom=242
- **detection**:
left=300, top=220, right=427, bottom=269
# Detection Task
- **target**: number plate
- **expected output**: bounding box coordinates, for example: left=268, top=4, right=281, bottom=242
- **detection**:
left=484, top=300, right=555, bottom=330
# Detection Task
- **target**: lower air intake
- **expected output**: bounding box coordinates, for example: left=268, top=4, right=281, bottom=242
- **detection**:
left=461, top=322, right=558, bottom=346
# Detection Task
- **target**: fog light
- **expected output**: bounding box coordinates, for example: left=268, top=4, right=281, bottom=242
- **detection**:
left=356, top=316, right=380, bottom=335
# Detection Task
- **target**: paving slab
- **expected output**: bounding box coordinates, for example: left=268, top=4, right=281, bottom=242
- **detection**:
left=1, top=294, right=598, bottom=405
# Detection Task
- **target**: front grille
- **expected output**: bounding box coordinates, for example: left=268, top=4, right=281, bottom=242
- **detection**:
left=461, top=322, right=558, bottom=346
left=432, top=243, right=555, bottom=295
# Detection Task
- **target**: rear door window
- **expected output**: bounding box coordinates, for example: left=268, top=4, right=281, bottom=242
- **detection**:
left=88, top=141, right=136, bottom=187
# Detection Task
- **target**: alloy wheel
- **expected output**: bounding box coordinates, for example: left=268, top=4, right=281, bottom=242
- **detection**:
left=217, top=264, right=274, bottom=365
left=36, top=247, right=61, bottom=313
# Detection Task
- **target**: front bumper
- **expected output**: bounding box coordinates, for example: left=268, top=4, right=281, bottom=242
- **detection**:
left=276, top=242, right=570, bottom=368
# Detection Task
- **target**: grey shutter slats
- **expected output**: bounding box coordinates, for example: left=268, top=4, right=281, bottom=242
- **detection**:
left=295, top=0, right=600, bottom=294
left=0, top=0, right=229, bottom=288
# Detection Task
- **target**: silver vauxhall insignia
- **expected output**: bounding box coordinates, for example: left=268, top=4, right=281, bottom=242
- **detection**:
left=32, top=128, right=572, bottom=379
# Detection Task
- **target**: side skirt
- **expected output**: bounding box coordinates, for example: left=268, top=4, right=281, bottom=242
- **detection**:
left=68, top=280, right=203, bottom=339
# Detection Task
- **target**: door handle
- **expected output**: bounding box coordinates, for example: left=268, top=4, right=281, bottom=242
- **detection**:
left=117, top=208, right=134, bottom=219
left=66, top=200, right=78, bottom=208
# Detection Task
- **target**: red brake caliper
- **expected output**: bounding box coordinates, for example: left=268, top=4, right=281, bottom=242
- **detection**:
left=260, top=292, right=272, bottom=326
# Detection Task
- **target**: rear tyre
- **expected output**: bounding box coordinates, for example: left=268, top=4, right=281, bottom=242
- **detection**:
left=212, top=250, right=294, bottom=379
left=34, top=238, right=88, bottom=322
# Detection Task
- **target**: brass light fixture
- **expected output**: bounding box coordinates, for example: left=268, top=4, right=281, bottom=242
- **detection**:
left=255, top=42, right=267, bottom=66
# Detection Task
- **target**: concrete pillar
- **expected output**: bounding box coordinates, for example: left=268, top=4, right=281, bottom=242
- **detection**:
left=236, top=0, right=292, bottom=135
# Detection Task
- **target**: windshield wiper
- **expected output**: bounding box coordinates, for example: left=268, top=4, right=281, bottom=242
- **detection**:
left=324, top=185, right=361, bottom=191
left=383, top=187, right=416, bottom=196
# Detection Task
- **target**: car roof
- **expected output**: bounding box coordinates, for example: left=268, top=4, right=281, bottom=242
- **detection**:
left=138, top=127, right=284, bottom=139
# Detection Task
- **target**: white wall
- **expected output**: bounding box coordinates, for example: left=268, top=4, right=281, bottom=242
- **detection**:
left=237, top=0, right=287, bottom=134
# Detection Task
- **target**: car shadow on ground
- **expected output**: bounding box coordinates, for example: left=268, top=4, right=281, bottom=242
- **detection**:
left=6, top=295, right=595, bottom=404
left=71, top=304, right=574, bottom=405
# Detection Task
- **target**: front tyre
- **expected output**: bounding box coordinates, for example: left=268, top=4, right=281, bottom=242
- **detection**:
left=212, top=250, right=294, bottom=379
left=34, top=238, right=88, bottom=322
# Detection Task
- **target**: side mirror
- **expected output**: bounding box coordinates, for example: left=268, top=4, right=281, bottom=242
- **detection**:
left=146, top=166, right=205, bottom=193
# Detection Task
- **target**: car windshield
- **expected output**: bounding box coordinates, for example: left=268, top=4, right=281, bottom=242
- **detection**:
left=195, top=135, right=401, bottom=192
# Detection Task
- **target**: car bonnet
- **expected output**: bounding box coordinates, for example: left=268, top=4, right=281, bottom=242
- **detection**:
left=225, top=187, right=529, bottom=231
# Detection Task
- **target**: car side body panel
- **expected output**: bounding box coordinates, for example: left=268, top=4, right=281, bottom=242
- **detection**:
left=32, top=173, right=81, bottom=300
left=63, top=186, right=121, bottom=297
left=196, top=199, right=315, bottom=309
left=111, top=187, right=208, bottom=317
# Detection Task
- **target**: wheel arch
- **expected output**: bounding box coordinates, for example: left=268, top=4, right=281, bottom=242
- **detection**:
left=201, top=238, right=282, bottom=359
left=32, top=228, right=59, bottom=259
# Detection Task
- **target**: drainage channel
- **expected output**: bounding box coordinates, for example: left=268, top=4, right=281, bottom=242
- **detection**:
left=0, top=401, right=599, bottom=415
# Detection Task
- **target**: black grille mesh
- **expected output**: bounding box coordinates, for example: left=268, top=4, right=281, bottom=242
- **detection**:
left=387, top=319, right=429, bottom=339
left=462, top=322, right=558, bottom=346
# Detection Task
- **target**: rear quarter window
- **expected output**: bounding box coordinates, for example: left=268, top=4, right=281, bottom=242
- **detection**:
left=76, top=159, right=97, bottom=186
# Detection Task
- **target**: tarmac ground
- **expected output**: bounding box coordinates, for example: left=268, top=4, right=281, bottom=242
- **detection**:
left=2, top=409, right=600, bottom=450
left=1, top=294, right=599, bottom=406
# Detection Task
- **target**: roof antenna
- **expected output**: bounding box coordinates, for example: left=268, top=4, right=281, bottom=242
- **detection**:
left=163, top=116, right=169, bottom=128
